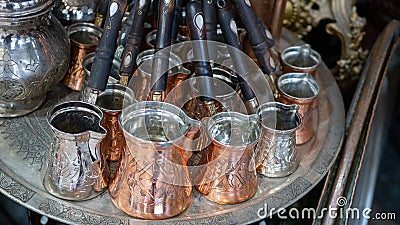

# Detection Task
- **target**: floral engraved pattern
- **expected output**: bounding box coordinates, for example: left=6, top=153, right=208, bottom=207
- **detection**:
left=0, top=79, right=24, bottom=100
left=39, top=199, right=128, bottom=225
left=0, top=51, right=18, bottom=76
left=25, top=59, right=40, bottom=72
left=0, top=170, right=35, bottom=202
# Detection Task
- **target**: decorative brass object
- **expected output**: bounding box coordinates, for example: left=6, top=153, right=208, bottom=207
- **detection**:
left=283, top=0, right=368, bottom=81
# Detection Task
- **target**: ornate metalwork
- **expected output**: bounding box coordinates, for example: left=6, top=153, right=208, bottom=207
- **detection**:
left=283, top=0, right=368, bottom=81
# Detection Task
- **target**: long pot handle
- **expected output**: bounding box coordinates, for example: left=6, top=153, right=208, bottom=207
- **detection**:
left=230, top=0, right=276, bottom=76
left=186, top=0, right=216, bottom=106
left=83, top=0, right=128, bottom=104
left=119, top=0, right=152, bottom=85
left=149, top=0, right=176, bottom=101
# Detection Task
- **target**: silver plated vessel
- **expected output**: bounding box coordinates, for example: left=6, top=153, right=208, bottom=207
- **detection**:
left=0, top=0, right=70, bottom=117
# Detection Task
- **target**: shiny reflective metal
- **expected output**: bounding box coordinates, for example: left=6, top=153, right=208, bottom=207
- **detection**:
left=131, top=49, right=190, bottom=101
left=79, top=52, right=121, bottom=101
left=43, top=101, right=107, bottom=200
left=281, top=44, right=321, bottom=76
left=277, top=72, right=319, bottom=144
left=0, top=32, right=346, bottom=225
left=0, top=0, right=70, bottom=117
left=63, top=22, right=102, bottom=91
left=53, top=0, right=98, bottom=25
left=109, top=101, right=199, bottom=219
left=183, top=67, right=244, bottom=120
left=195, top=112, right=260, bottom=204
left=96, top=84, right=136, bottom=162
left=255, top=102, right=301, bottom=177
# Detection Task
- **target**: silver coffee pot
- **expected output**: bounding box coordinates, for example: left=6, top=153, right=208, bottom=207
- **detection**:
left=0, top=0, right=70, bottom=117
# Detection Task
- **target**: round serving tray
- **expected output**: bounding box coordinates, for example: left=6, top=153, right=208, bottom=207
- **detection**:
left=0, top=29, right=344, bottom=225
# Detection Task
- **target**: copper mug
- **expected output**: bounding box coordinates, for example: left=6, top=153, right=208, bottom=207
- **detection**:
left=63, top=22, right=102, bottom=91
left=179, top=67, right=245, bottom=120
left=195, top=111, right=261, bottom=204
left=130, top=49, right=190, bottom=101
left=96, top=84, right=136, bottom=161
left=280, top=44, right=321, bottom=77
left=109, top=101, right=200, bottom=219
left=277, top=72, right=320, bottom=144
left=255, top=102, right=301, bottom=177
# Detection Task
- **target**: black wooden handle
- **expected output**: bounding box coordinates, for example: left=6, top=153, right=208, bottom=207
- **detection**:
left=255, top=13, right=275, bottom=48
left=150, top=0, right=176, bottom=92
left=119, top=0, right=151, bottom=79
left=187, top=0, right=215, bottom=102
left=88, top=0, right=128, bottom=91
left=171, top=0, right=183, bottom=42
left=231, top=0, right=275, bottom=75
left=117, top=7, right=135, bottom=48
left=217, top=0, right=255, bottom=101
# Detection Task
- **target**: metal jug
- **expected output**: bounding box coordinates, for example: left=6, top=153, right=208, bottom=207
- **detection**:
left=109, top=101, right=200, bottom=219
left=255, top=102, right=301, bottom=177
left=195, top=111, right=261, bottom=204
left=130, top=49, right=190, bottom=101
left=43, top=101, right=107, bottom=200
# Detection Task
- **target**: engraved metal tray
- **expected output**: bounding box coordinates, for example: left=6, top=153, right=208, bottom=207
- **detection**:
left=0, top=30, right=345, bottom=225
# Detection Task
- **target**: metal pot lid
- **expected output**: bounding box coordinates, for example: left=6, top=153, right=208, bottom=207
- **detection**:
left=0, top=0, right=54, bottom=19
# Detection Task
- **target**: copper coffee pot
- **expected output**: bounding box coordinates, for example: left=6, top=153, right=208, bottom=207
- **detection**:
left=109, top=101, right=200, bottom=219
left=195, top=111, right=261, bottom=204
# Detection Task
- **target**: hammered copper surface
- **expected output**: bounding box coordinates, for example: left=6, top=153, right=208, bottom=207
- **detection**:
left=0, top=30, right=345, bottom=225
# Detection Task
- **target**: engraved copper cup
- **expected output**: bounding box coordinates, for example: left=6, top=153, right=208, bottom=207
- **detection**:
left=280, top=44, right=321, bottom=77
left=96, top=83, right=136, bottom=161
left=43, top=101, right=107, bottom=200
left=130, top=49, right=190, bottom=101
left=109, top=101, right=200, bottom=219
left=63, top=22, right=102, bottom=91
left=277, top=72, right=319, bottom=144
left=181, top=67, right=244, bottom=120
left=195, top=112, right=261, bottom=204
left=95, top=84, right=136, bottom=188
left=255, top=102, right=301, bottom=177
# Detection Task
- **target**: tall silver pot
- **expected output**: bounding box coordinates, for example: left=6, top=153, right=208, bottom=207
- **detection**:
left=0, top=0, right=70, bottom=117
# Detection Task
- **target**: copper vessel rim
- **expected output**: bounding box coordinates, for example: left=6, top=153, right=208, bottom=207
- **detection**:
left=281, top=46, right=322, bottom=70
left=206, top=111, right=261, bottom=147
left=277, top=73, right=320, bottom=102
left=96, top=84, right=136, bottom=113
left=67, top=22, right=103, bottom=47
left=256, top=102, right=302, bottom=133
left=119, top=101, right=199, bottom=145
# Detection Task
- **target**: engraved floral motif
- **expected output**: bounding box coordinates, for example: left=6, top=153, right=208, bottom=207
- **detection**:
left=0, top=170, right=35, bottom=202
left=39, top=199, right=129, bottom=225
left=0, top=51, right=18, bottom=76
left=0, top=79, right=24, bottom=100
